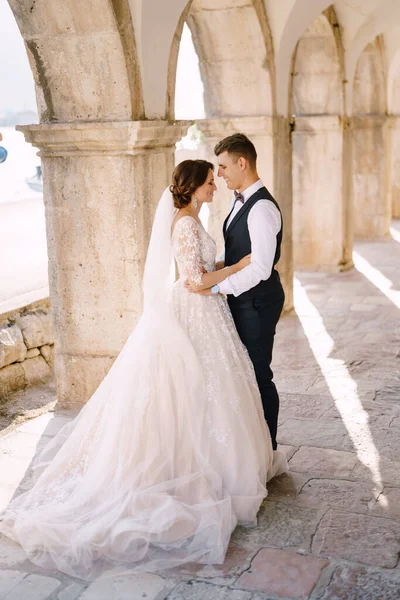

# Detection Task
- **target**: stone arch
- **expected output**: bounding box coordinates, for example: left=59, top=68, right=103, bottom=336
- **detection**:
left=185, top=0, right=275, bottom=118
left=165, top=1, right=194, bottom=120
left=6, top=1, right=190, bottom=406
left=275, top=0, right=334, bottom=116
left=8, top=0, right=143, bottom=122
left=352, top=36, right=391, bottom=238
left=353, top=36, right=387, bottom=116
left=167, top=0, right=293, bottom=310
left=290, top=9, right=351, bottom=271
left=290, top=10, right=344, bottom=116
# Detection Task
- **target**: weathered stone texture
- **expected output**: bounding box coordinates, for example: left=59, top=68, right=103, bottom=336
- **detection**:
left=0, top=323, right=27, bottom=368
left=320, top=564, right=400, bottom=600
left=20, top=121, right=186, bottom=406
left=16, top=311, right=54, bottom=349
left=236, top=548, right=328, bottom=598
left=312, top=510, right=400, bottom=568
left=168, top=581, right=252, bottom=600
left=26, top=348, right=40, bottom=359
left=0, top=363, right=26, bottom=402
left=297, top=478, right=377, bottom=513
left=232, top=501, right=323, bottom=552
left=39, top=344, right=54, bottom=366
left=80, top=572, right=167, bottom=600
left=21, top=356, right=53, bottom=387
left=289, top=447, right=358, bottom=478
left=0, top=571, right=61, bottom=599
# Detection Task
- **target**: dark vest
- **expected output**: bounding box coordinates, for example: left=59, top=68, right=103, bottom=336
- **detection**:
left=223, top=186, right=283, bottom=303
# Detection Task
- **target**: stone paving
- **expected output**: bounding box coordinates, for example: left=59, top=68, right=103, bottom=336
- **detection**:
left=0, top=224, right=400, bottom=599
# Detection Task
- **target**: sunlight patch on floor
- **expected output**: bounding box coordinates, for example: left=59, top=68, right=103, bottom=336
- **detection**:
left=294, top=277, right=383, bottom=491
left=353, top=251, right=400, bottom=309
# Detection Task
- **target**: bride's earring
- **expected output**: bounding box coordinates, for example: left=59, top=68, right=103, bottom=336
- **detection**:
left=193, top=196, right=198, bottom=209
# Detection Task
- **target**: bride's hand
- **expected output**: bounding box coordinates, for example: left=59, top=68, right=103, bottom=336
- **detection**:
left=235, top=254, right=251, bottom=272
left=184, top=267, right=207, bottom=293
left=187, top=288, right=213, bottom=296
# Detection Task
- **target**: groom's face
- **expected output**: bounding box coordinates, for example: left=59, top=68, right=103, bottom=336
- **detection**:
left=217, top=151, right=244, bottom=191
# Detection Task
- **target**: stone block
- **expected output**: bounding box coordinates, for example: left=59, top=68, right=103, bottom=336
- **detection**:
left=26, top=348, right=40, bottom=359
left=0, top=323, right=27, bottom=368
left=375, top=382, right=400, bottom=402
left=40, top=344, right=54, bottom=367
left=278, top=419, right=349, bottom=450
left=0, top=570, right=26, bottom=597
left=320, top=564, right=400, bottom=600
left=289, top=446, right=358, bottom=477
left=57, top=583, right=85, bottom=600
left=21, top=356, right=53, bottom=387
left=232, top=501, right=322, bottom=552
left=0, top=572, right=61, bottom=599
left=236, top=548, right=328, bottom=598
left=352, top=453, right=400, bottom=486
left=168, top=581, right=252, bottom=600
left=312, top=510, right=400, bottom=568
left=297, top=478, right=377, bottom=513
left=16, top=311, right=54, bottom=349
left=0, top=363, right=26, bottom=403
left=279, top=393, right=333, bottom=420
left=80, top=572, right=167, bottom=600
left=372, top=487, right=400, bottom=519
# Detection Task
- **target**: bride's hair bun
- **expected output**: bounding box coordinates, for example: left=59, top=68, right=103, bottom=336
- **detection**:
left=171, top=159, right=214, bottom=209
left=169, top=183, right=191, bottom=208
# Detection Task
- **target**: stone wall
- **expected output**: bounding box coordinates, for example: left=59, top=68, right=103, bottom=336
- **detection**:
left=0, top=299, right=54, bottom=403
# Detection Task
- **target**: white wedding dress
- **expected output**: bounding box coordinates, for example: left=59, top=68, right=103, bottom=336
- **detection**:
left=0, top=189, right=286, bottom=580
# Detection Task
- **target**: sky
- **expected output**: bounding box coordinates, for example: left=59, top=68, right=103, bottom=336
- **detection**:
left=0, top=0, right=37, bottom=113
left=0, top=0, right=204, bottom=118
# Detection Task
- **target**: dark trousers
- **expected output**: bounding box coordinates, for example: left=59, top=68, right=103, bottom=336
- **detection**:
left=229, top=292, right=284, bottom=450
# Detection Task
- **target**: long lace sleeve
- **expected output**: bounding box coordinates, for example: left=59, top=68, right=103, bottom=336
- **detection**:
left=173, top=217, right=204, bottom=286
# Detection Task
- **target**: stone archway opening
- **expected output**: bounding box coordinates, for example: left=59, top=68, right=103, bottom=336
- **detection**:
left=290, top=9, right=350, bottom=272
left=352, top=36, right=390, bottom=239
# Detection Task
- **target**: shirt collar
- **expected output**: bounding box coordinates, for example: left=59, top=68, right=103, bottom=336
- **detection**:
left=236, top=179, right=263, bottom=204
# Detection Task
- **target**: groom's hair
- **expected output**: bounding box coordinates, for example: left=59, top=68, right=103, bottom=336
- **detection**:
left=214, top=133, right=257, bottom=169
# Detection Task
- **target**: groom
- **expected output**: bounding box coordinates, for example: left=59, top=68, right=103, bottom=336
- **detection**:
left=211, top=133, right=284, bottom=450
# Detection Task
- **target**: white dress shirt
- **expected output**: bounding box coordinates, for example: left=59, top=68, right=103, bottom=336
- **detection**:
left=218, top=179, right=281, bottom=297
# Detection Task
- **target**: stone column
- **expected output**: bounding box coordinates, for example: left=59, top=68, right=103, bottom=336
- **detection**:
left=292, top=115, right=353, bottom=272
left=391, top=116, right=400, bottom=218
left=351, top=115, right=392, bottom=238
left=19, top=121, right=189, bottom=407
left=197, top=116, right=293, bottom=312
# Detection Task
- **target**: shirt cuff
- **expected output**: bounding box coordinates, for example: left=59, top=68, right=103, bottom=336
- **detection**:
left=218, top=277, right=234, bottom=295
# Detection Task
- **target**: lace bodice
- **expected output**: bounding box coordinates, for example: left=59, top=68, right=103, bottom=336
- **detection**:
left=171, top=216, right=217, bottom=285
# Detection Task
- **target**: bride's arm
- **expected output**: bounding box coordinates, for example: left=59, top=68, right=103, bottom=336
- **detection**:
left=188, top=256, right=249, bottom=292
left=175, top=218, right=249, bottom=292
left=215, top=260, right=225, bottom=271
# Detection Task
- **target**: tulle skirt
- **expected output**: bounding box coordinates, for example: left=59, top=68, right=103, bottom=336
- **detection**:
left=0, top=285, right=286, bottom=579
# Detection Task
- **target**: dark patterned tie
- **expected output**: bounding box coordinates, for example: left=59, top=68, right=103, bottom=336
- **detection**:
left=234, top=191, right=244, bottom=205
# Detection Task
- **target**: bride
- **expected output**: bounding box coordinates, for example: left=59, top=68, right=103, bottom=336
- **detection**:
left=0, top=159, right=286, bottom=579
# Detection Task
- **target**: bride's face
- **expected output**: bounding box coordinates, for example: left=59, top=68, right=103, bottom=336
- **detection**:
left=194, top=169, right=217, bottom=204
